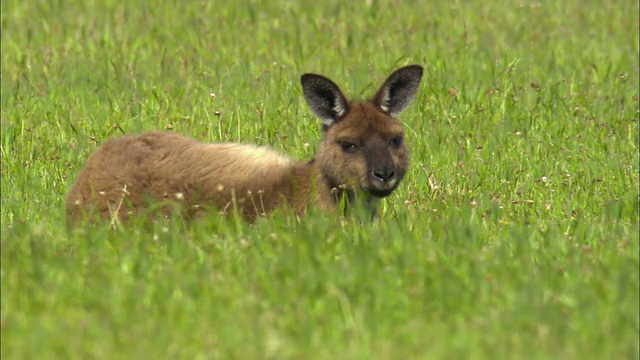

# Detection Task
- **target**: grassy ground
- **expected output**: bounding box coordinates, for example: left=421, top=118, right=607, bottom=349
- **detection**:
left=2, top=0, right=638, bottom=358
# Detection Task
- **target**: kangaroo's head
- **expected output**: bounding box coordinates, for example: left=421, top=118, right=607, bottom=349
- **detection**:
left=301, top=65, right=423, bottom=199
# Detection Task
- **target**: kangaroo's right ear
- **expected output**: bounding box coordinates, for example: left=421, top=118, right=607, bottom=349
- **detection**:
left=301, top=74, right=349, bottom=128
left=372, top=65, right=423, bottom=118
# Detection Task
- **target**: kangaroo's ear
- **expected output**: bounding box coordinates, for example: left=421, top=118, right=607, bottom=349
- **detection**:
left=301, top=74, right=349, bottom=127
left=372, top=65, right=423, bottom=117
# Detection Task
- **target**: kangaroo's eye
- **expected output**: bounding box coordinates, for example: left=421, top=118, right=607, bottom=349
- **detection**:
left=340, top=141, right=358, bottom=153
left=389, top=136, right=403, bottom=148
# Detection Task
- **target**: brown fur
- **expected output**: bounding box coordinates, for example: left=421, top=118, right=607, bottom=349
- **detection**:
left=66, top=65, right=423, bottom=226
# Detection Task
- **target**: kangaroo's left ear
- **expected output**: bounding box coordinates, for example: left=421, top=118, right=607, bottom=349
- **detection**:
left=301, top=73, right=349, bottom=128
left=372, top=65, right=423, bottom=117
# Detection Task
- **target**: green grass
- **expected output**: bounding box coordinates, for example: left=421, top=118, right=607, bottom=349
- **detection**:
left=2, top=0, right=638, bottom=358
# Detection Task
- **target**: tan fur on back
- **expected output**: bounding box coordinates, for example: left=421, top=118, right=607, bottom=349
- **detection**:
left=65, top=132, right=311, bottom=224
left=203, top=143, right=295, bottom=178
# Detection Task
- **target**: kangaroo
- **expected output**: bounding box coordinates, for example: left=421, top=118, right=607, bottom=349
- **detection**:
left=65, top=65, right=423, bottom=226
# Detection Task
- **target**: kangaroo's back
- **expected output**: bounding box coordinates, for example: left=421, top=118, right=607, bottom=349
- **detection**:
left=66, top=132, right=298, bottom=225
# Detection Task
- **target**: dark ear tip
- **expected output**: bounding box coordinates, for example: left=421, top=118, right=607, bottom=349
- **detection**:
left=404, top=64, right=424, bottom=77
left=300, top=73, right=319, bottom=86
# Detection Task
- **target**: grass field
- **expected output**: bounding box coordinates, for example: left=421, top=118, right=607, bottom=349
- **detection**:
left=2, top=0, right=639, bottom=358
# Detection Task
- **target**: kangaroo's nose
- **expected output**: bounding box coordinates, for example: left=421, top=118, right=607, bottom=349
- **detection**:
left=372, top=166, right=395, bottom=183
